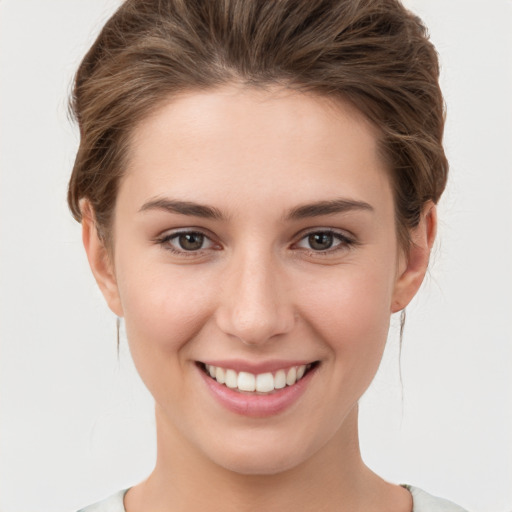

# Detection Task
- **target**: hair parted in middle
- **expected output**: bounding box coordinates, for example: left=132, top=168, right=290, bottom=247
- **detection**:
left=68, top=0, right=448, bottom=250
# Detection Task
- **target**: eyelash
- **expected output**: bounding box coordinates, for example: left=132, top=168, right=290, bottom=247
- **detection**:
left=155, top=229, right=356, bottom=257
left=293, top=229, right=356, bottom=256
left=155, top=230, right=219, bottom=257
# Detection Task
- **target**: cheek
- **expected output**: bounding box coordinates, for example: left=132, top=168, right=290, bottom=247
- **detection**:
left=115, top=259, right=215, bottom=368
left=298, top=261, right=395, bottom=367
left=114, top=264, right=221, bottom=422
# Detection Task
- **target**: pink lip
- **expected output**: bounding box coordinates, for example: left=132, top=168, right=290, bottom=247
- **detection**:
left=198, top=363, right=318, bottom=418
left=200, top=359, right=314, bottom=374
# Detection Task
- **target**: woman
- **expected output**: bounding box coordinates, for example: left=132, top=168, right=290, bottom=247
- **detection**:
left=69, top=1, right=466, bottom=510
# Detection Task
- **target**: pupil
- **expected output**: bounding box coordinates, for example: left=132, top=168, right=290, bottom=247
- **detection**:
left=309, top=233, right=333, bottom=250
left=179, top=233, right=204, bottom=250
left=309, top=233, right=333, bottom=251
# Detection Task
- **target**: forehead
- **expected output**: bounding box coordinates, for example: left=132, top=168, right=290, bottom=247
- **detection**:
left=122, top=85, right=392, bottom=215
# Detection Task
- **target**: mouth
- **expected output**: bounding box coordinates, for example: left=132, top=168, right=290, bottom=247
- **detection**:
left=197, top=361, right=320, bottom=395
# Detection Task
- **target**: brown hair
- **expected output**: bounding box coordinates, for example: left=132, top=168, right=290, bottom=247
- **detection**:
left=68, top=0, right=448, bottom=248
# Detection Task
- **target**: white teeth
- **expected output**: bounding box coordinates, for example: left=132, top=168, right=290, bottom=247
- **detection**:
left=203, top=363, right=313, bottom=393
left=256, top=372, right=274, bottom=393
left=225, top=369, right=238, bottom=389
left=215, top=366, right=226, bottom=384
left=286, top=366, right=297, bottom=386
left=274, top=369, right=286, bottom=389
left=238, top=371, right=256, bottom=392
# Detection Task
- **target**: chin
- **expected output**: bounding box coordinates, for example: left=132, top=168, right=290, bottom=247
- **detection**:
left=199, top=428, right=320, bottom=476
left=213, top=448, right=306, bottom=476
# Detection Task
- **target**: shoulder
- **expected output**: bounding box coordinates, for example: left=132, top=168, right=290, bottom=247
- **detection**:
left=77, top=485, right=469, bottom=512
left=77, top=489, right=128, bottom=512
left=404, top=485, right=470, bottom=512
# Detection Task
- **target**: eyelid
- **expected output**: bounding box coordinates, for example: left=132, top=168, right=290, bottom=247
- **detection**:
left=292, top=228, right=356, bottom=253
left=153, top=227, right=356, bottom=257
left=154, top=228, right=221, bottom=255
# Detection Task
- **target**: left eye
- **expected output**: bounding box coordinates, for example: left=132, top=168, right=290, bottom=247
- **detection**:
left=295, top=231, right=350, bottom=252
left=162, top=231, right=215, bottom=252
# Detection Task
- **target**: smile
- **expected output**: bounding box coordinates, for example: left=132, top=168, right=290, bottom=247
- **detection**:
left=200, top=362, right=317, bottom=394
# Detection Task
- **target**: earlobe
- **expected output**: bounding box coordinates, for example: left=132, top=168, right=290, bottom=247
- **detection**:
left=391, top=202, right=437, bottom=313
left=81, top=200, right=124, bottom=317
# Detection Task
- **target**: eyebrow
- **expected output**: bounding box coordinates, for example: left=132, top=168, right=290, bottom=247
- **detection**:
left=139, top=198, right=225, bottom=220
left=139, top=197, right=373, bottom=221
left=285, top=198, right=374, bottom=220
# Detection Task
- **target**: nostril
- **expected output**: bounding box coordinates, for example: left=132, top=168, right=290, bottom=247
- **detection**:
left=216, top=306, right=296, bottom=346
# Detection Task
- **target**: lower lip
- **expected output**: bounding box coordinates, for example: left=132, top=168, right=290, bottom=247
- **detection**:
left=198, top=365, right=317, bottom=418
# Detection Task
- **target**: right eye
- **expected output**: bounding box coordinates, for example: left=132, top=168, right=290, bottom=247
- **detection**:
left=157, top=230, right=216, bottom=254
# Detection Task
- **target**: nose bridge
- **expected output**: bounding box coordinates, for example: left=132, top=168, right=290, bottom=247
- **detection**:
left=216, top=243, right=294, bottom=345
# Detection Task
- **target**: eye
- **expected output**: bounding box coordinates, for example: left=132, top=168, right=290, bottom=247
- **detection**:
left=307, top=232, right=335, bottom=251
left=175, top=232, right=207, bottom=251
left=295, top=230, right=354, bottom=253
left=157, top=230, right=216, bottom=253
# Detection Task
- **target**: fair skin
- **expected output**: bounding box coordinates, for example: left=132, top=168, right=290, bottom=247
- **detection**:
left=82, top=85, right=436, bottom=512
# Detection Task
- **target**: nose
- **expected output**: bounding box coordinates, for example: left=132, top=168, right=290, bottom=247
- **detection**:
left=215, top=249, right=295, bottom=346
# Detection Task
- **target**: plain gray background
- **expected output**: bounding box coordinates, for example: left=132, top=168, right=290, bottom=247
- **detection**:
left=1, top=1, right=511, bottom=511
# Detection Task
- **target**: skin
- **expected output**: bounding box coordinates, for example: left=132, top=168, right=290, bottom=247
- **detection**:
left=82, top=85, right=436, bottom=512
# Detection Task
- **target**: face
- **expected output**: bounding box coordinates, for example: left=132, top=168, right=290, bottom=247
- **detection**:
left=85, top=85, right=432, bottom=476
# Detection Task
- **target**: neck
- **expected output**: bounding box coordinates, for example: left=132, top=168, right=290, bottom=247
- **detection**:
left=125, top=404, right=410, bottom=512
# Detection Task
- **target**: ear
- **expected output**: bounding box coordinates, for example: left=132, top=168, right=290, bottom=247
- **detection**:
left=391, top=201, right=437, bottom=313
left=81, top=200, right=124, bottom=317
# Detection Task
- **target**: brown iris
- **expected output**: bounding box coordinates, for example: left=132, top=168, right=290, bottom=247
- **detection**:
left=178, top=232, right=204, bottom=251
left=308, top=232, right=334, bottom=251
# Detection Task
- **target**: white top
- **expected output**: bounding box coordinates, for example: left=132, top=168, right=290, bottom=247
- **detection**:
left=77, top=485, right=469, bottom=511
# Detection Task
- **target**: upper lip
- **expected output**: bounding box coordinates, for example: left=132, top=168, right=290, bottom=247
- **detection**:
left=198, top=359, right=317, bottom=374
